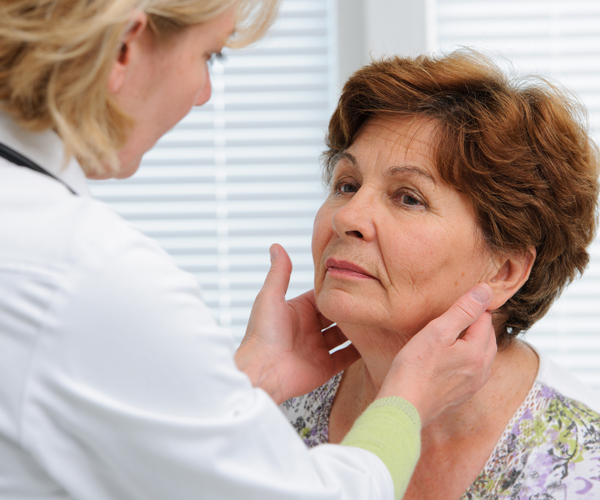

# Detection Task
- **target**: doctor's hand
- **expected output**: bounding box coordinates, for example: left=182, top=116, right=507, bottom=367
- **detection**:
left=235, top=244, right=360, bottom=405
left=377, top=284, right=497, bottom=427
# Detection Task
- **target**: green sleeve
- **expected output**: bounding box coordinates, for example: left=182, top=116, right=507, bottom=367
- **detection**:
left=341, top=397, right=421, bottom=500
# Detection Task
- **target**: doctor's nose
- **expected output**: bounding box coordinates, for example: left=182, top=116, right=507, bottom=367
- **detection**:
left=195, top=73, right=212, bottom=107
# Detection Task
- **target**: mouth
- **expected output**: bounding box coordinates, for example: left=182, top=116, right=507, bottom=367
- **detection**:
left=325, top=258, right=376, bottom=280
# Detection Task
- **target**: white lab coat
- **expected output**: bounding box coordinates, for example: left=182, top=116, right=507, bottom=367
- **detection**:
left=0, top=110, right=394, bottom=500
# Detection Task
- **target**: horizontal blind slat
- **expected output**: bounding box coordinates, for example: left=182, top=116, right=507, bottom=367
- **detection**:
left=90, top=0, right=330, bottom=338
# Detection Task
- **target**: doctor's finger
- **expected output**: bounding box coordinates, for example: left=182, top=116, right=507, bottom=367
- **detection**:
left=434, top=283, right=493, bottom=345
left=259, top=243, right=292, bottom=299
left=460, top=312, right=497, bottom=383
left=460, top=311, right=495, bottom=351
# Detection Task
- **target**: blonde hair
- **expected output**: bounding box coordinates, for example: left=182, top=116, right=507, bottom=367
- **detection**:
left=0, top=0, right=279, bottom=176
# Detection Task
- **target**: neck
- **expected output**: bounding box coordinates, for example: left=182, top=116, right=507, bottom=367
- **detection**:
left=338, top=323, right=412, bottom=413
left=340, top=324, right=539, bottom=435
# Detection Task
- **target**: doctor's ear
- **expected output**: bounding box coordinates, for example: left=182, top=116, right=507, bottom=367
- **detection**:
left=108, top=10, right=148, bottom=94
left=486, top=247, right=536, bottom=311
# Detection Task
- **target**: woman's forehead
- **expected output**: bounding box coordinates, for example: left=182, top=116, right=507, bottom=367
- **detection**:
left=353, top=116, right=437, bottom=149
left=342, top=116, right=440, bottom=177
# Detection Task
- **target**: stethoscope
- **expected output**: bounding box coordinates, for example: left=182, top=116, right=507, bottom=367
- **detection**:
left=0, top=142, right=77, bottom=195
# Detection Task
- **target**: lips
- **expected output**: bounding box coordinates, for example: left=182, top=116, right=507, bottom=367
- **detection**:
left=325, top=258, right=376, bottom=280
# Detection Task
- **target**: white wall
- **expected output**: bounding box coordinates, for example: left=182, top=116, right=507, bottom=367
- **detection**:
left=334, top=0, right=433, bottom=93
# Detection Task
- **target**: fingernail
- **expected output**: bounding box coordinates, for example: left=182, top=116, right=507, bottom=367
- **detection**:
left=471, top=285, right=491, bottom=304
left=269, top=245, right=279, bottom=262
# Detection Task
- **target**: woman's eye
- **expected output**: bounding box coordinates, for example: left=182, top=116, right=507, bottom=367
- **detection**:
left=395, top=191, right=425, bottom=208
left=335, top=181, right=358, bottom=195
left=402, top=194, right=421, bottom=205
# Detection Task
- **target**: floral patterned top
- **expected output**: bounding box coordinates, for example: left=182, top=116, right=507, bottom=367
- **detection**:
left=280, top=351, right=600, bottom=499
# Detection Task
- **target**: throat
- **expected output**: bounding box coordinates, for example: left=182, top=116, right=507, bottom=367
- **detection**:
left=341, top=326, right=410, bottom=395
left=328, top=358, right=390, bottom=443
left=328, top=325, right=415, bottom=444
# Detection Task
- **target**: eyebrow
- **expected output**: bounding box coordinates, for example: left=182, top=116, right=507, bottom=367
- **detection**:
left=335, top=151, right=437, bottom=185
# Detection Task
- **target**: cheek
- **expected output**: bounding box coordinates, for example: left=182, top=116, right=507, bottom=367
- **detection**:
left=311, top=205, right=330, bottom=265
left=167, top=62, right=210, bottom=118
left=311, top=204, right=335, bottom=293
left=381, top=224, right=442, bottom=284
left=382, top=219, right=485, bottom=311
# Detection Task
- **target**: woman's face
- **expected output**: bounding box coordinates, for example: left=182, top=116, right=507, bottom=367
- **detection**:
left=312, top=117, right=496, bottom=336
left=109, top=8, right=235, bottom=179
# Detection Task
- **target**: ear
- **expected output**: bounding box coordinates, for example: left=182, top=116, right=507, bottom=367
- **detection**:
left=486, top=247, right=536, bottom=310
left=108, top=10, right=148, bottom=94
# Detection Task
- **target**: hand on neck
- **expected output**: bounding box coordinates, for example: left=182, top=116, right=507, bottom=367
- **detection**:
left=338, top=323, right=539, bottom=436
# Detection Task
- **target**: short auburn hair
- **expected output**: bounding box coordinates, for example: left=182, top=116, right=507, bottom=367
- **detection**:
left=323, top=50, right=599, bottom=347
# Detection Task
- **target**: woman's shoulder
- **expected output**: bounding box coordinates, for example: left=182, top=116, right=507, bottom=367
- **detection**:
left=534, top=347, right=600, bottom=414
left=280, top=373, right=343, bottom=448
left=465, top=350, right=600, bottom=500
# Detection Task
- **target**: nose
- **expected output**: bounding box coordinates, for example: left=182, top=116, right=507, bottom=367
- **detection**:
left=195, top=71, right=212, bottom=106
left=331, top=189, right=377, bottom=242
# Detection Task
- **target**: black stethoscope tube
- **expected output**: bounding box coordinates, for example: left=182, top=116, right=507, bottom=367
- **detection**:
left=0, top=141, right=77, bottom=195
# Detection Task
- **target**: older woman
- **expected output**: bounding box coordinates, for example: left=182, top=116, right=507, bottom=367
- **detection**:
left=0, top=2, right=498, bottom=500
left=282, top=51, right=600, bottom=499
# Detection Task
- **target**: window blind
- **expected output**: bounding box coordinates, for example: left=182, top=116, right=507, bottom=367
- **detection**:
left=89, top=0, right=332, bottom=341
left=436, top=0, right=600, bottom=390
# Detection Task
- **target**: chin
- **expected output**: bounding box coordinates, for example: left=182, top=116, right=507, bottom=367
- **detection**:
left=316, top=290, right=350, bottom=324
left=114, top=158, right=142, bottom=179
left=316, top=288, right=384, bottom=329
left=317, top=287, right=442, bottom=340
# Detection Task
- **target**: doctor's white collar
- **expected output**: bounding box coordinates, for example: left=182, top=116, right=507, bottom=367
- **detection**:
left=0, top=108, right=91, bottom=197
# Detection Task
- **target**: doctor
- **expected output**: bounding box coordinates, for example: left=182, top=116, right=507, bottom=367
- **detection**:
left=0, top=1, right=496, bottom=499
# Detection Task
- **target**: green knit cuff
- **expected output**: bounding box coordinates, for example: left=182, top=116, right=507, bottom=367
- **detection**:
left=341, top=397, right=421, bottom=500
